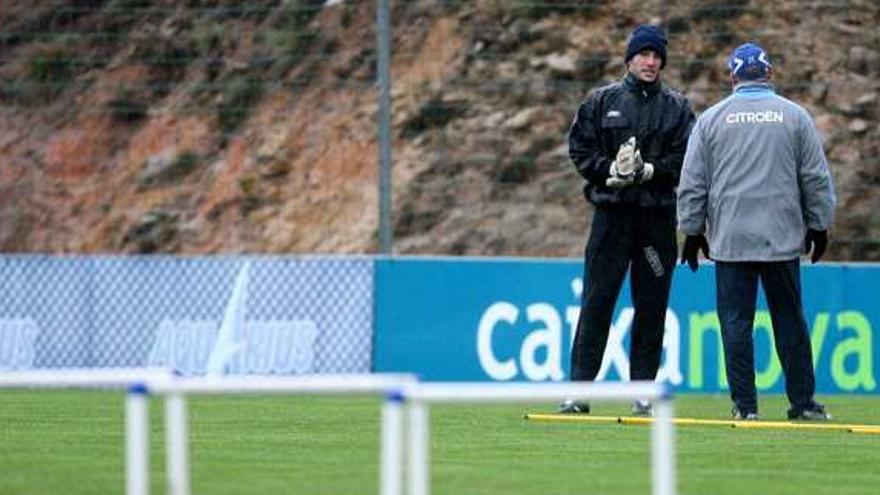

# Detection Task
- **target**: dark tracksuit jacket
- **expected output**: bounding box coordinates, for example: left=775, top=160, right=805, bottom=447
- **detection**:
left=568, top=72, right=694, bottom=382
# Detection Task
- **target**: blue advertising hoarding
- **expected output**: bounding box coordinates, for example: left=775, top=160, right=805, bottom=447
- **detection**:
left=374, top=258, right=878, bottom=394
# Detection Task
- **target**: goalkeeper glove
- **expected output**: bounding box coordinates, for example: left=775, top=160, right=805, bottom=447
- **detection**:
left=606, top=137, right=654, bottom=188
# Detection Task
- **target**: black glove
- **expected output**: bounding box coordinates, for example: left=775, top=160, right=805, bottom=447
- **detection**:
left=804, top=229, right=828, bottom=263
left=681, top=234, right=710, bottom=272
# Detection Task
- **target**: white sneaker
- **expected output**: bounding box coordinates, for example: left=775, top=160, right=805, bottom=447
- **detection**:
left=557, top=399, right=590, bottom=414
left=631, top=399, right=653, bottom=417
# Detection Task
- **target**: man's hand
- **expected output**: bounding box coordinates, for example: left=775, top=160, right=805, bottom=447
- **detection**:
left=681, top=234, right=710, bottom=272
left=804, top=229, right=828, bottom=263
left=606, top=137, right=654, bottom=188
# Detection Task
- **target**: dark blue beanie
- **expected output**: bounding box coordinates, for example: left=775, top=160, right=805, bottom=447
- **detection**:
left=625, top=25, right=667, bottom=69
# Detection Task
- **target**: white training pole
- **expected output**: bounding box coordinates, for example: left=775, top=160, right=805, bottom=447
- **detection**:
left=404, top=381, right=666, bottom=403
left=652, top=398, right=675, bottom=495
left=380, top=392, right=404, bottom=495
left=407, top=400, right=429, bottom=495
left=149, top=374, right=417, bottom=395
left=165, top=393, right=190, bottom=495
left=126, top=384, right=150, bottom=495
left=0, top=368, right=174, bottom=388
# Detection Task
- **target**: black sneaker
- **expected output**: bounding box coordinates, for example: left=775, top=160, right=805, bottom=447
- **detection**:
left=557, top=399, right=590, bottom=414
left=631, top=399, right=653, bottom=417
left=787, top=402, right=831, bottom=421
left=732, top=406, right=760, bottom=421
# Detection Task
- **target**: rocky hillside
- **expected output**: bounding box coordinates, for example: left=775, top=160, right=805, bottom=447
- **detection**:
left=0, top=0, right=878, bottom=259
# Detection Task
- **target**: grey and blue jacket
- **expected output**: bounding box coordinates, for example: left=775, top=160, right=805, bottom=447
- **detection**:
left=677, top=82, right=836, bottom=261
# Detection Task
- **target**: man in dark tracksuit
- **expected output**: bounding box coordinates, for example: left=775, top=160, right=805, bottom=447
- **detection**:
left=678, top=43, right=836, bottom=420
left=560, top=25, right=694, bottom=415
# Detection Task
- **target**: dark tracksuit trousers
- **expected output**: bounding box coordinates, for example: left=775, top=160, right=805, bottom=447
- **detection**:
left=716, top=260, right=816, bottom=415
left=570, top=203, right=677, bottom=382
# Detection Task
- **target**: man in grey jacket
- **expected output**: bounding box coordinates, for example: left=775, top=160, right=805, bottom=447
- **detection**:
left=677, top=42, right=836, bottom=420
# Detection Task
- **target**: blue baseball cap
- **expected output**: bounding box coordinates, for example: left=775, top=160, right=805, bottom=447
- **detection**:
left=727, top=42, right=772, bottom=80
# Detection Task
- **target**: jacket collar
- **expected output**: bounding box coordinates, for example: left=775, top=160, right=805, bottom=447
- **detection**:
left=733, top=81, right=775, bottom=98
left=623, top=72, right=662, bottom=96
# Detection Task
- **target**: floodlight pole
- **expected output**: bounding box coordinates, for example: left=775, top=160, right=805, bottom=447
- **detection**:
left=377, top=0, right=393, bottom=254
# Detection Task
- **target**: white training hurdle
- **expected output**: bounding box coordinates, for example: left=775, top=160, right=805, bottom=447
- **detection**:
left=402, top=381, right=675, bottom=495
left=0, top=368, right=178, bottom=495
left=0, top=369, right=416, bottom=495
left=145, top=374, right=419, bottom=495
left=0, top=372, right=676, bottom=495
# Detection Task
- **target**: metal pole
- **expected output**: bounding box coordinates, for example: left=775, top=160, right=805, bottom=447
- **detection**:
left=408, top=400, right=429, bottom=495
left=126, top=384, right=150, bottom=495
left=652, top=398, right=676, bottom=495
left=165, top=393, right=191, bottom=495
left=380, top=392, right=404, bottom=495
left=376, top=0, right=393, bottom=254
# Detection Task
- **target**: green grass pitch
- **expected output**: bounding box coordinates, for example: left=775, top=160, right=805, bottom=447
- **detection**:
left=1, top=391, right=879, bottom=495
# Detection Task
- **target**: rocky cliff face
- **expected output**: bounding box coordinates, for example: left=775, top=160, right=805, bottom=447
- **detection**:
left=1, top=1, right=878, bottom=258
